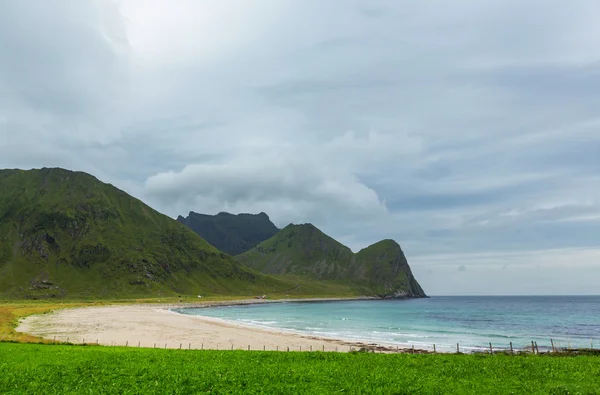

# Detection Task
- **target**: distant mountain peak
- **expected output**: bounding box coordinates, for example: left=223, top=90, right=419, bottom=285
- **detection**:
left=361, top=239, right=401, bottom=251
left=283, top=223, right=317, bottom=230
left=178, top=211, right=279, bottom=256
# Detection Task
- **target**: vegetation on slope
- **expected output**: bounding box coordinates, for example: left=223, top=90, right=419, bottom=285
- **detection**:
left=355, top=239, right=425, bottom=298
left=236, top=224, right=426, bottom=298
left=1, top=343, right=598, bottom=394
left=0, top=168, right=291, bottom=298
left=177, top=211, right=279, bottom=255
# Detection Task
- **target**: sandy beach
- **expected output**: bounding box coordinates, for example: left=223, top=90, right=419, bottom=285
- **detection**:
left=17, top=299, right=415, bottom=353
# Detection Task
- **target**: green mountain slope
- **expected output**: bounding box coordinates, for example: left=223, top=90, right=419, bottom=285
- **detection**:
left=236, top=224, right=426, bottom=298
left=0, top=168, right=290, bottom=299
left=354, top=239, right=425, bottom=298
left=177, top=212, right=278, bottom=256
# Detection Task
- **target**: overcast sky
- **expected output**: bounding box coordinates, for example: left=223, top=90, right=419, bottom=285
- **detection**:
left=1, top=1, right=599, bottom=295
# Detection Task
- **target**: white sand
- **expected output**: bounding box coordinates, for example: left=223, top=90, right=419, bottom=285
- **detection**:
left=16, top=300, right=393, bottom=352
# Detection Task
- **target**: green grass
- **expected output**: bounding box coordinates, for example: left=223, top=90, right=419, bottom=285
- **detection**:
left=0, top=343, right=598, bottom=394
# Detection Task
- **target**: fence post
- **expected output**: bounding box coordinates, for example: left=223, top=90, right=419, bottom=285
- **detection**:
left=433, top=344, right=436, bottom=353
left=154, top=343, right=156, bottom=349
left=412, top=345, right=415, bottom=354
left=125, top=340, right=128, bottom=347
left=263, top=345, right=266, bottom=351
left=310, top=345, right=312, bottom=352
left=489, top=342, right=493, bottom=354
left=300, top=346, right=302, bottom=352
left=164, top=343, right=167, bottom=349
left=551, top=339, right=555, bottom=352
left=531, top=341, right=535, bottom=354
left=189, top=343, right=191, bottom=350
left=138, top=341, right=140, bottom=348
left=287, top=346, right=289, bottom=352
left=535, top=342, right=539, bottom=354
left=202, top=343, right=204, bottom=350
left=456, top=343, right=459, bottom=353
left=96, top=339, right=99, bottom=345
left=179, top=343, right=182, bottom=350
left=323, top=345, right=325, bottom=352
left=276, top=345, right=279, bottom=351
left=510, top=342, right=513, bottom=354
left=231, top=344, right=234, bottom=350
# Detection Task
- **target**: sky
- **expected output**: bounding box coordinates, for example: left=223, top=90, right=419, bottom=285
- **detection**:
left=1, top=0, right=599, bottom=295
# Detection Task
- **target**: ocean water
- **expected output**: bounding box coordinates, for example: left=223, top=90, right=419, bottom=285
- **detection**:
left=174, top=296, right=600, bottom=352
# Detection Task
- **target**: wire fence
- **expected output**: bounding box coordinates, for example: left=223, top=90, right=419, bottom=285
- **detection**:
left=1, top=334, right=597, bottom=355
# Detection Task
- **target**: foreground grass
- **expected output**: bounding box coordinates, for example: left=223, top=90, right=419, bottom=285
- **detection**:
left=1, top=343, right=599, bottom=394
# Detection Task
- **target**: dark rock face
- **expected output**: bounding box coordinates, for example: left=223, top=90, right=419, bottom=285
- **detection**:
left=177, top=211, right=279, bottom=256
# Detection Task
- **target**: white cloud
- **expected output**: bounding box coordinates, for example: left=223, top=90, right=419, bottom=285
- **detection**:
left=2, top=0, right=600, bottom=294
left=144, top=140, right=390, bottom=227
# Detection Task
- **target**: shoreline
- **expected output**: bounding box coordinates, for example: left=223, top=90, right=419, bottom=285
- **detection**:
left=16, top=297, right=432, bottom=354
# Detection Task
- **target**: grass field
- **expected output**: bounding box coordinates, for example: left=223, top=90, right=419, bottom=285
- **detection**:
left=1, top=343, right=599, bottom=394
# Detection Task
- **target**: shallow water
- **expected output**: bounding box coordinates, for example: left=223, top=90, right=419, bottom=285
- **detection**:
left=174, top=296, right=600, bottom=352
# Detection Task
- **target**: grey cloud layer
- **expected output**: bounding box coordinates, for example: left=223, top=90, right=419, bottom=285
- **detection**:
left=2, top=0, right=599, bottom=294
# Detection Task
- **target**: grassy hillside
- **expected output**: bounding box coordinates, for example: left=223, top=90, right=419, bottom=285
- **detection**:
left=0, top=168, right=293, bottom=299
left=177, top=211, right=279, bottom=255
left=236, top=224, right=426, bottom=298
left=2, top=343, right=598, bottom=394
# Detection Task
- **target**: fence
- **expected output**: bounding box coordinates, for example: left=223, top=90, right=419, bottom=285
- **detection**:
left=2, top=334, right=595, bottom=355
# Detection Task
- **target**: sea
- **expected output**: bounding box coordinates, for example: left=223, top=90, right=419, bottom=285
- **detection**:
left=173, top=296, right=600, bottom=352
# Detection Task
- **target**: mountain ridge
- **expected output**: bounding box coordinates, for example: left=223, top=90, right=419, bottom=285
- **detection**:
left=236, top=223, right=426, bottom=298
left=0, top=168, right=288, bottom=298
left=177, top=211, right=279, bottom=256
left=0, top=168, right=426, bottom=299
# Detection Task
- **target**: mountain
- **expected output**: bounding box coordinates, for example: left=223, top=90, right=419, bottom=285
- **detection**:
left=236, top=224, right=426, bottom=298
left=177, top=211, right=279, bottom=256
left=0, top=168, right=289, bottom=299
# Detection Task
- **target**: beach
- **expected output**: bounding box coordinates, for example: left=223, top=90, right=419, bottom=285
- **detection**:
left=16, top=299, right=408, bottom=353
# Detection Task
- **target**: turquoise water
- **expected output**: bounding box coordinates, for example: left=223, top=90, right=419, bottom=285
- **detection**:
left=174, top=296, right=600, bottom=352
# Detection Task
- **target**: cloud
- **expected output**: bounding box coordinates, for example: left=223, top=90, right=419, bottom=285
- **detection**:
left=143, top=137, right=391, bottom=227
left=0, top=0, right=130, bottom=176
left=2, top=0, right=600, bottom=295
